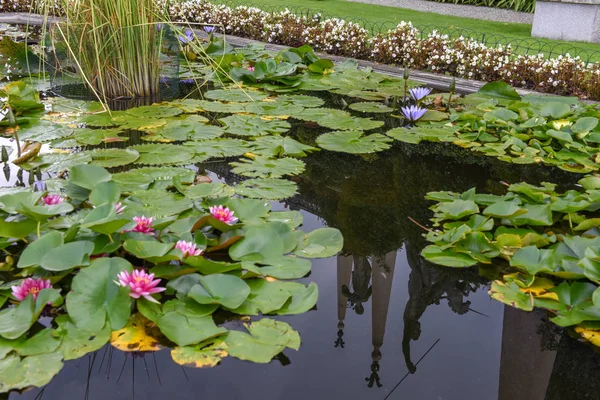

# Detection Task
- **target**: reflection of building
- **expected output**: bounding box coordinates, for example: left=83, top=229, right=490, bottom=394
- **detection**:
left=336, top=252, right=397, bottom=388
left=336, top=244, right=485, bottom=388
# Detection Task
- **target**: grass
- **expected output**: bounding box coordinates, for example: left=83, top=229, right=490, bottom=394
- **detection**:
left=212, top=0, right=600, bottom=61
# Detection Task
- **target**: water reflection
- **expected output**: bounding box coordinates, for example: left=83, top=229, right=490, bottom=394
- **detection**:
left=7, top=123, right=600, bottom=399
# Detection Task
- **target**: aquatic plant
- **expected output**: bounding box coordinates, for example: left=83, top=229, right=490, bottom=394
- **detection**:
left=11, top=278, right=52, bottom=301
left=418, top=178, right=600, bottom=348
left=0, top=164, right=343, bottom=392
left=401, top=105, right=427, bottom=121
left=50, top=0, right=168, bottom=99
left=209, top=205, right=238, bottom=224
left=409, top=87, right=432, bottom=102
left=387, top=81, right=600, bottom=173
left=116, top=269, right=166, bottom=303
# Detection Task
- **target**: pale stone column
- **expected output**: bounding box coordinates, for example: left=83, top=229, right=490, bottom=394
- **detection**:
left=532, top=0, right=600, bottom=43
left=498, top=306, right=556, bottom=400
left=371, top=251, right=398, bottom=360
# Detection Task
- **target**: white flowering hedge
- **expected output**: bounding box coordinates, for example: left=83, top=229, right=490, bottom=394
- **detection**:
left=2, top=0, right=600, bottom=99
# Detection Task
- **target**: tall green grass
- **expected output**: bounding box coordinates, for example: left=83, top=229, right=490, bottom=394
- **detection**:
left=50, top=0, right=166, bottom=99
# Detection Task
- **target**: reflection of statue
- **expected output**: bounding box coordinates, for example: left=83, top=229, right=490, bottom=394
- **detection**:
left=342, top=256, right=372, bottom=315
left=401, top=241, right=481, bottom=374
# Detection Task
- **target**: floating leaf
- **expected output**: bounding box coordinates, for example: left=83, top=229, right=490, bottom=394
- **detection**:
left=205, top=89, right=268, bottom=102
left=0, top=352, right=63, bottom=392
left=40, top=241, right=94, bottom=271
left=294, top=228, right=343, bottom=258
left=225, top=318, right=300, bottom=363
left=55, top=314, right=111, bottom=360
left=220, top=115, right=290, bottom=137
left=188, top=274, right=251, bottom=309
left=126, top=105, right=183, bottom=118
left=316, top=131, right=392, bottom=154
left=87, top=148, right=140, bottom=168
left=230, top=156, right=305, bottom=178
left=110, top=313, right=165, bottom=352
left=157, top=299, right=225, bottom=347
left=235, top=178, right=297, bottom=200
left=349, top=102, right=393, bottom=113
left=171, top=337, right=227, bottom=368
left=131, top=144, right=195, bottom=165
left=66, top=257, right=132, bottom=332
left=251, top=135, right=318, bottom=157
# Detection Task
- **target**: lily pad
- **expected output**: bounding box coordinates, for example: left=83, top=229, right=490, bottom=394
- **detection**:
left=230, top=156, right=305, bottom=178
left=349, top=102, right=393, bottom=113
left=131, top=144, right=195, bottom=165
left=316, top=131, right=392, bottom=154
left=235, top=178, right=298, bottom=200
left=220, top=115, right=291, bottom=137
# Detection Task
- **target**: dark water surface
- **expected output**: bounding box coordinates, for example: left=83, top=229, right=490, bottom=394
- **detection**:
left=7, top=141, right=600, bottom=400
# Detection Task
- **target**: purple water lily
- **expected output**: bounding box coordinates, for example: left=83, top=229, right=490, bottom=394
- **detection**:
left=204, top=26, right=215, bottom=33
left=178, top=29, right=194, bottom=44
left=401, top=105, right=427, bottom=121
left=156, top=23, right=163, bottom=32
left=180, top=78, right=194, bottom=84
left=409, top=87, right=433, bottom=101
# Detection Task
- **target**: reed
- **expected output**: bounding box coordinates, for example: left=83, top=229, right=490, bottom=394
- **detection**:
left=52, top=0, right=166, bottom=99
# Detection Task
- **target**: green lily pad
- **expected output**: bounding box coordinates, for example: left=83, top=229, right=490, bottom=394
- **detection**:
left=224, top=318, right=300, bottom=363
left=66, top=257, right=133, bottom=332
left=316, top=131, right=392, bottom=154
left=205, top=89, right=268, bottom=102
left=220, top=115, right=291, bottom=137
left=188, top=274, right=251, bottom=309
left=230, top=156, right=305, bottom=178
left=235, top=178, right=298, bottom=200
left=349, top=102, right=393, bottom=113
left=126, top=105, right=183, bottom=118
left=131, top=144, right=196, bottom=165
left=87, top=148, right=140, bottom=168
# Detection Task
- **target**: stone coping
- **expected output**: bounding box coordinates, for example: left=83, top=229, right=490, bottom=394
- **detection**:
left=536, top=0, right=600, bottom=5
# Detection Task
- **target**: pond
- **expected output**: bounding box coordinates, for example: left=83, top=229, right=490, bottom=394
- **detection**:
left=2, top=24, right=600, bottom=400
left=6, top=145, right=600, bottom=400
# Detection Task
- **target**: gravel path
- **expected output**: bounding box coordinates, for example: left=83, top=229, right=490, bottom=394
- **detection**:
left=346, top=0, right=534, bottom=24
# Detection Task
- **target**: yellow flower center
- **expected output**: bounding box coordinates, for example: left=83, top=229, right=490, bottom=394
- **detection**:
left=28, top=287, right=40, bottom=295
left=133, top=276, right=150, bottom=284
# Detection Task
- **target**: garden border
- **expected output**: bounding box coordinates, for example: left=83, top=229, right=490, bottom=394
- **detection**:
left=0, top=12, right=561, bottom=98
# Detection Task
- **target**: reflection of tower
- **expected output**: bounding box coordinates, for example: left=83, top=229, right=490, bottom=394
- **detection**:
left=335, top=254, right=352, bottom=349
left=369, top=252, right=397, bottom=388
left=334, top=252, right=397, bottom=388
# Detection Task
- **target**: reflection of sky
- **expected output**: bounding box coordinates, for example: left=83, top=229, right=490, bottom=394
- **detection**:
left=11, top=203, right=505, bottom=400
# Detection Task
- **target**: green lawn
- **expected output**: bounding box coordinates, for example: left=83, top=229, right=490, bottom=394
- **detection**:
left=214, top=0, right=600, bottom=61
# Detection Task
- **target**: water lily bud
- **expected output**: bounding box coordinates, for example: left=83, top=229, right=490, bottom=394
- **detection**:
left=1, top=146, right=8, bottom=163
left=403, top=67, right=409, bottom=80
left=7, top=107, right=16, bottom=128
left=449, top=78, right=456, bottom=93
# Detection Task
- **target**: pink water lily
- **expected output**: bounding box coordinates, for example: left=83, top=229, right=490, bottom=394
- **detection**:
left=175, top=240, right=203, bottom=257
left=132, top=216, right=154, bottom=235
left=115, top=202, right=126, bottom=214
left=248, top=66, right=255, bottom=72
left=209, top=205, right=238, bottom=224
left=41, top=194, right=63, bottom=205
left=115, top=269, right=165, bottom=303
left=11, top=278, right=52, bottom=301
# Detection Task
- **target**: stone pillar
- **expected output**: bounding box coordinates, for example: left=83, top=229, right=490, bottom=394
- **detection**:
left=532, top=0, right=600, bottom=43
left=498, top=306, right=556, bottom=400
